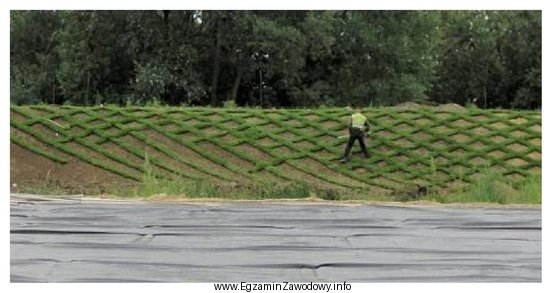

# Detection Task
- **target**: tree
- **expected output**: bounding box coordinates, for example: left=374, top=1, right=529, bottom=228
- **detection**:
left=431, top=11, right=541, bottom=109
left=327, top=11, right=440, bottom=106
left=56, top=11, right=136, bottom=105
left=11, top=11, right=61, bottom=104
left=128, top=11, right=206, bottom=105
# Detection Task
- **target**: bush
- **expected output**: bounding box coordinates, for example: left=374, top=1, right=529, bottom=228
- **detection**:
left=223, top=100, right=238, bottom=108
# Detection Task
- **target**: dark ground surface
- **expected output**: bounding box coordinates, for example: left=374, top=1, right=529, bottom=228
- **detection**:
left=10, top=194, right=541, bottom=282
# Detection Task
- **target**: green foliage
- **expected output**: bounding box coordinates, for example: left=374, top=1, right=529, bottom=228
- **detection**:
left=133, top=63, right=172, bottom=104
left=432, top=11, right=541, bottom=109
left=144, top=97, right=163, bottom=107
left=330, top=11, right=440, bottom=106
left=10, top=11, right=541, bottom=109
left=11, top=11, right=60, bottom=105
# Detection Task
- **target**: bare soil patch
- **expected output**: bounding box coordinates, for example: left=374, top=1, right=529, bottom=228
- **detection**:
left=506, top=158, right=528, bottom=167
left=293, top=140, right=316, bottom=149
left=437, top=103, right=466, bottom=111
left=279, top=163, right=339, bottom=190
left=528, top=151, right=541, bottom=160
left=273, top=145, right=293, bottom=156
left=277, top=131, right=299, bottom=140
left=102, top=141, right=144, bottom=165
left=10, top=110, right=28, bottom=121
left=320, top=120, right=340, bottom=129
left=10, top=143, right=136, bottom=195
left=299, top=157, right=366, bottom=187
left=254, top=170, right=289, bottom=184
left=529, top=124, right=541, bottom=133
left=510, top=117, right=529, bottom=125
left=257, top=137, right=278, bottom=147
left=529, top=138, right=541, bottom=147
left=508, top=143, right=529, bottom=153
left=66, top=140, right=142, bottom=178
left=198, top=141, right=255, bottom=171
left=394, top=102, right=423, bottom=109
left=32, top=124, right=63, bottom=141
left=11, top=128, right=67, bottom=158
left=237, top=143, right=273, bottom=161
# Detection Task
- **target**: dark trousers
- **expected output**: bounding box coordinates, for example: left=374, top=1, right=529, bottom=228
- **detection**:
left=343, top=128, right=369, bottom=158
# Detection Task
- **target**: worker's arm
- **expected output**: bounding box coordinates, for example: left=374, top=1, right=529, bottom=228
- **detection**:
left=364, top=119, right=371, bottom=133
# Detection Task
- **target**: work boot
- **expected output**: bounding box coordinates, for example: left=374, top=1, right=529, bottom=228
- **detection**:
left=340, top=157, right=350, bottom=163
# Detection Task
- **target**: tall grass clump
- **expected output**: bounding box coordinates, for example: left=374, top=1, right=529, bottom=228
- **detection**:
left=464, top=169, right=509, bottom=204
left=426, top=169, right=541, bottom=204
left=513, top=174, right=541, bottom=204
left=141, top=151, right=159, bottom=196
left=134, top=153, right=221, bottom=197
left=253, top=183, right=312, bottom=199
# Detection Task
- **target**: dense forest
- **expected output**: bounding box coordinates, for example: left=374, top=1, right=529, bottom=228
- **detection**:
left=10, top=10, right=541, bottom=109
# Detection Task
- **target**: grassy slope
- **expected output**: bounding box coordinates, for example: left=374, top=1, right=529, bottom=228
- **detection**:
left=10, top=105, right=542, bottom=200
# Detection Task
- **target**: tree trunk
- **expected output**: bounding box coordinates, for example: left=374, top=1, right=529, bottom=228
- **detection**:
left=163, top=10, right=170, bottom=46
left=230, top=63, right=243, bottom=102
left=210, top=22, right=221, bottom=106
left=483, top=84, right=487, bottom=109
left=86, top=71, right=90, bottom=106
left=259, top=69, right=263, bottom=107
left=483, top=62, right=489, bottom=109
left=52, top=81, right=56, bottom=104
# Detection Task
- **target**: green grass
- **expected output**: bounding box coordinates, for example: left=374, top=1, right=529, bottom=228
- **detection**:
left=10, top=104, right=541, bottom=203
left=515, top=174, right=542, bottom=204
left=422, top=170, right=541, bottom=204
left=111, top=150, right=313, bottom=199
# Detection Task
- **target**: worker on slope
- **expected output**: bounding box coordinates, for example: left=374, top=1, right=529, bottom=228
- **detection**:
left=340, top=104, right=371, bottom=163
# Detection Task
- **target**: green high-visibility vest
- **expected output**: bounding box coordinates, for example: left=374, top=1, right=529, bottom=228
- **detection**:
left=351, top=113, right=367, bottom=129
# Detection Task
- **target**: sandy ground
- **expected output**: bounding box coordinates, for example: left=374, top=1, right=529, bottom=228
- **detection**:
left=11, top=193, right=541, bottom=282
